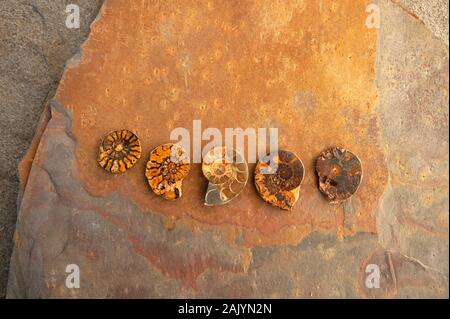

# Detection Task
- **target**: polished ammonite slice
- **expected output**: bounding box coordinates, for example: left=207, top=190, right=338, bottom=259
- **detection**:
left=254, top=150, right=305, bottom=210
left=202, top=146, right=248, bottom=206
left=315, top=147, right=363, bottom=204
left=145, top=143, right=190, bottom=200
left=97, top=129, right=142, bottom=174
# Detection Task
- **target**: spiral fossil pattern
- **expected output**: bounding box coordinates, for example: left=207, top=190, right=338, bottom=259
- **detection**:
left=97, top=129, right=142, bottom=174
left=315, top=147, right=362, bottom=204
left=202, top=146, right=248, bottom=206
left=145, top=143, right=190, bottom=200
left=254, top=150, right=305, bottom=210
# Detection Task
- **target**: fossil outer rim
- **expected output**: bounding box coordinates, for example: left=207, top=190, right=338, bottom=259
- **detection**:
left=145, top=143, right=190, bottom=201
left=315, top=147, right=363, bottom=204
left=254, top=149, right=305, bottom=210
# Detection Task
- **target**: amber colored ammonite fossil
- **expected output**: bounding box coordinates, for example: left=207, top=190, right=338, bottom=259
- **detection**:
left=97, top=129, right=142, bottom=174
left=202, top=146, right=248, bottom=206
left=254, top=150, right=305, bottom=210
left=145, top=143, right=190, bottom=200
left=315, top=147, right=363, bottom=204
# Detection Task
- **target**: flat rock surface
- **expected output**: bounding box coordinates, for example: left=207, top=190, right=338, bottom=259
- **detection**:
left=5, top=0, right=449, bottom=298
left=0, top=0, right=104, bottom=297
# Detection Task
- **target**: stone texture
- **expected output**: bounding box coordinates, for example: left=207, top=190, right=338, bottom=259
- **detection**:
left=45, top=0, right=388, bottom=243
left=397, top=0, right=449, bottom=45
left=376, top=0, right=449, bottom=281
left=5, top=0, right=449, bottom=298
left=0, top=0, right=104, bottom=298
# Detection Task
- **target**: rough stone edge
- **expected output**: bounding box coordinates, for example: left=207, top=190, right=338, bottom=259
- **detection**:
left=8, top=0, right=448, bottom=298
left=17, top=103, right=51, bottom=199
left=374, top=0, right=449, bottom=291
left=391, top=0, right=449, bottom=46
left=7, top=0, right=110, bottom=298
left=62, top=0, right=109, bottom=74
left=16, top=0, right=109, bottom=198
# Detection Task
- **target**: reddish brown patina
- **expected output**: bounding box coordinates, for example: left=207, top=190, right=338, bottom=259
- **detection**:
left=254, top=150, right=305, bottom=210
left=51, top=0, right=387, bottom=246
left=316, top=147, right=363, bottom=204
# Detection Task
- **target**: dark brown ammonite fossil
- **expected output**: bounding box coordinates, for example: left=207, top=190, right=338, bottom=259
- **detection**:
left=145, top=143, right=190, bottom=200
left=315, top=147, right=362, bottom=204
left=97, top=129, right=142, bottom=174
left=254, top=150, right=305, bottom=210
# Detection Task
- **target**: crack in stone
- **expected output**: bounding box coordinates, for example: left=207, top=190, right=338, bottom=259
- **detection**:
left=26, top=2, right=46, bottom=28
left=389, top=0, right=425, bottom=25
left=38, top=166, right=63, bottom=200
left=48, top=100, right=77, bottom=143
left=401, top=253, right=449, bottom=278
left=388, top=0, right=449, bottom=45
left=387, top=251, right=398, bottom=293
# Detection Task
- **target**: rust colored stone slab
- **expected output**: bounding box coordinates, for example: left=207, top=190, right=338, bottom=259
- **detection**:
left=56, top=0, right=386, bottom=242
left=9, top=0, right=393, bottom=298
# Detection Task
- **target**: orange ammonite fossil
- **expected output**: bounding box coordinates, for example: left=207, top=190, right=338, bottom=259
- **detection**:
left=254, top=150, right=305, bottom=210
left=145, top=143, right=190, bottom=200
left=315, top=147, right=363, bottom=204
left=97, top=130, right=142, bottom=174
left=202, top=146, right=248, bottom=206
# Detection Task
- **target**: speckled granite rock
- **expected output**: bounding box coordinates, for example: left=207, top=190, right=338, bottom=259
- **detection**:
left=7, top=0, right=449, bottom=298
left=397, top=0, right=449, bottom=45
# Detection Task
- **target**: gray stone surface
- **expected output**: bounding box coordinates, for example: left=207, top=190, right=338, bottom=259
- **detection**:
left=398, top=0, right=449, bottom=45
left=0, top=0, right=103, bottom=298
left=377, top=0, right=449, bottom=278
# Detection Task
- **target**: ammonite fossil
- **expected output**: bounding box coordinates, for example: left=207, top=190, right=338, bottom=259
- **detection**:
left=97, top=129, right=142, bottom=174
left=315, top=147, right=363, bottom=204
left=254, top=150, right=305, bottom=210
left=202, top=146, right=248, bottom=206
left=145, top=143, right=190, bottom=200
